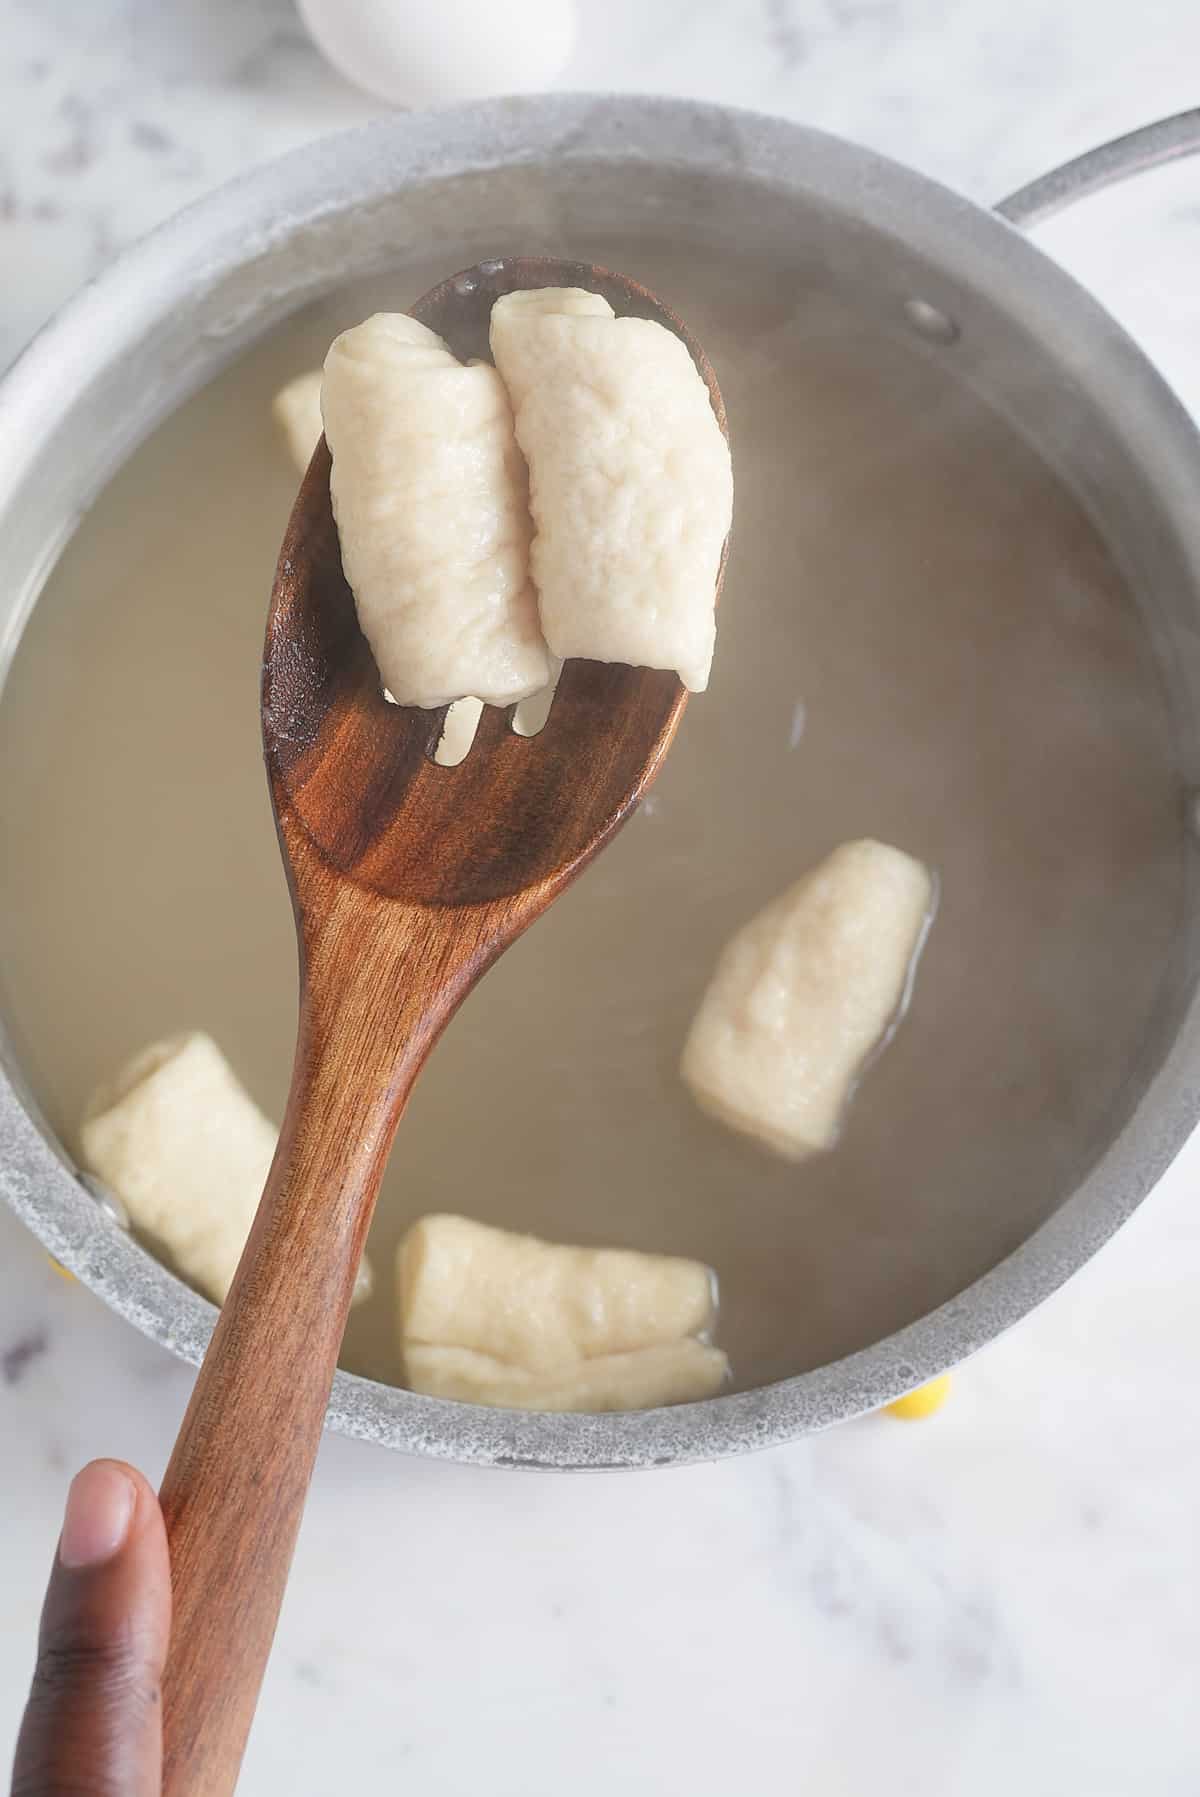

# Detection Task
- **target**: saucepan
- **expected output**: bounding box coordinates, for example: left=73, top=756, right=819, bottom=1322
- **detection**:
left=1, top=97, right=1198, bottom=1468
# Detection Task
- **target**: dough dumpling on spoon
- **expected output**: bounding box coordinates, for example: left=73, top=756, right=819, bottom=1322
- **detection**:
left=321, top=311, right=552, bottom=709
left=490, top=287, right=733, bottom=692
left=271, top=361, right=485, bottom=763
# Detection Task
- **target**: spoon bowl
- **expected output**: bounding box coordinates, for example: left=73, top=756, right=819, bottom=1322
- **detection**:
left=264, top=256, right=725, bottom=904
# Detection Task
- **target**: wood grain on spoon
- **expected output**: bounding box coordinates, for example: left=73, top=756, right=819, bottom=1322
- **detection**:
left=156, top=256, right=728, bottom=1797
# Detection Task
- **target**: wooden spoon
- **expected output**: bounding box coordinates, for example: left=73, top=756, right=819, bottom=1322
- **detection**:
left=156, top=257, right=727, bottom=1795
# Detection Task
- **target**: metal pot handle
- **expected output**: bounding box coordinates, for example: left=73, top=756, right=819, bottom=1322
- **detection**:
left=997, top=107, right=1200, bottom=229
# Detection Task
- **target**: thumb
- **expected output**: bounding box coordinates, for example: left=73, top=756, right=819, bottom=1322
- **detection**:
left=12, top=1460, right=172, bottom=1797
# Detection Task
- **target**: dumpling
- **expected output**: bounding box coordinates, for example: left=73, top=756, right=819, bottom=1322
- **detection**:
left=397, top=1213, right=727, bottom=1410
left=322, top=312, right=551, bottom=708
left=275, top=369, right=489, bottom=760
left=681, top=841, right=935, bottom=1160
left=80, top=1032, right=372, bottom=1307
left=272, top=370, right=324, bottom=475
left=490, top=288, right=731, bottom=692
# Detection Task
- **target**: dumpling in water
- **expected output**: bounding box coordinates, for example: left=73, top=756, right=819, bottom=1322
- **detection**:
left=79, top=1032, right=373, bottom=1307
left=272, top=370, right=324, bottom=474
left=681, top=841, right=935, bottom=1161
left=397, top=1213, right=727, bottom=1411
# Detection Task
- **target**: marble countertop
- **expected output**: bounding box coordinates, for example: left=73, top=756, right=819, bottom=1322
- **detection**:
left=3, top=2, right=1200, bottom=1791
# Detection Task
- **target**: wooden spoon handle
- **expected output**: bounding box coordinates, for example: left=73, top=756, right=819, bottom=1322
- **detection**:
left=157, top=1044, right=389, bottom=1792
left=157, top=884, right=478, bottom=1795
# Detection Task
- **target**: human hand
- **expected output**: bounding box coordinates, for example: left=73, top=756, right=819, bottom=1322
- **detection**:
left=11, top=1461, right=172, bottom=1797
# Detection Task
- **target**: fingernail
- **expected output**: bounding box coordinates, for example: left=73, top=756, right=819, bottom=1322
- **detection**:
left=59, top=1462, right=136, bottom=1569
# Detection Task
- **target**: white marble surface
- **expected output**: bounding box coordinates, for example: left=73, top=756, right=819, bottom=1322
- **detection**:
left=3, top=2, right=1200, bottom=1791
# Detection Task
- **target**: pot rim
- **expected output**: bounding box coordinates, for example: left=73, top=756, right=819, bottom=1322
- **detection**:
left=3, top=93, right=1199, bottom=1468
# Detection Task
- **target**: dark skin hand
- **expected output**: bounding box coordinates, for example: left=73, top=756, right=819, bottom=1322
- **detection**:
left=12, top=1461, right=172, bottom=1797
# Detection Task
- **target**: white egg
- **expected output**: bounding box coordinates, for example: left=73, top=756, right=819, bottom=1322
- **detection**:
left=298, top=0, right=577, bottom=109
